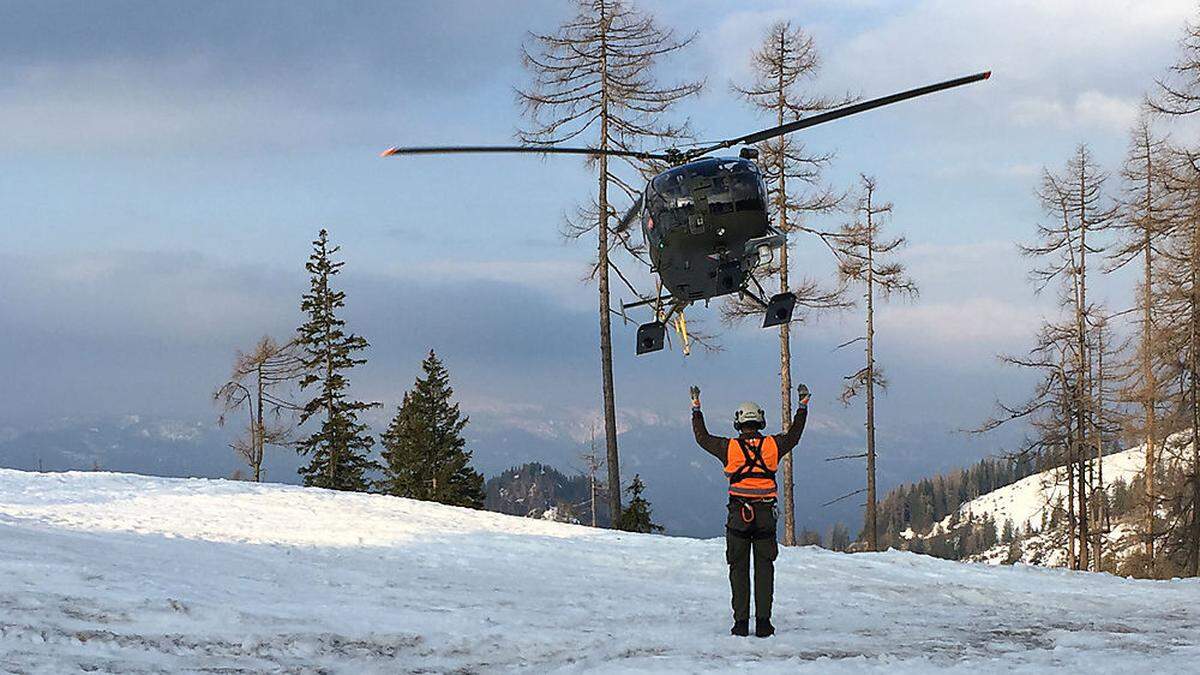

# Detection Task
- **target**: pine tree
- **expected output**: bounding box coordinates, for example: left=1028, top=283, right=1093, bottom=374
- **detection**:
left=295, top=229, right=380, bottom=491
left=616, top=474, right=663, bottom=534
left=799, top=528, right=823, bottom=547
left=519, top=0, right=702, bottom=524
left=378, top=351, right=484, bottom=508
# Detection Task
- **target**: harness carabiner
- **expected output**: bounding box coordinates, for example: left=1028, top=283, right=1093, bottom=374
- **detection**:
left=740, top=502, right=755, bottom=524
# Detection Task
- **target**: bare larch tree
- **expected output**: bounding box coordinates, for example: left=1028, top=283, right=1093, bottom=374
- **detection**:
left=836, top=175, right=917, bottom=551
left=1152, top=149, right=1200, bottom=575
left=579, top=424, right=607, bottom=527
left=723, top=20, right=850, bottom=545
left=1087, top=311, right=1123, bottom=570
left=518, top=0, right=702, bottom=523
left=214, top=336, right=304, bottom=482
left=1148, top=23, right=1200, bottom=576
left=1022, top=144, right=1115, bottom=569
left=1110, top=116, right=1173, bottom=569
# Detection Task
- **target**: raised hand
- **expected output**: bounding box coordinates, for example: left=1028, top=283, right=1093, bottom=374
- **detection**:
left=690, top=385, right=701, bottom=410
left=797, top=383, right=811, bottom=407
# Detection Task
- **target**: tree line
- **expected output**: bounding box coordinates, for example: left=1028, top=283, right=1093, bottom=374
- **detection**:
left=214, top=229, right=667, bottom=533
left=215, top=229, right=485, bottom=507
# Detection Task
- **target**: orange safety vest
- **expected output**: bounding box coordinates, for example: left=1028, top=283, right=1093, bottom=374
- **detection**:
left=724, top=436, right=779, bottom=499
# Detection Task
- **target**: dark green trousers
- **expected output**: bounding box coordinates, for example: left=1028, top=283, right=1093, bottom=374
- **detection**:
left=725, top=499, right=779, bottom=621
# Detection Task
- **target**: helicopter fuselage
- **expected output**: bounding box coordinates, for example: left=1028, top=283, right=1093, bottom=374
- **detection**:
left=640, top=156, right=781, bottom=304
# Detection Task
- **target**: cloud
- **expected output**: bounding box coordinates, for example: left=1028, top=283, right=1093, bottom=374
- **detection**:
left=1010, top=91, right=1141, bottom=133
left=395, top=259, right=593, bottom=307
left=0, top=249, right=601, bottom=425
left=0, top=250, right=297, bottom=344
left=0, top=2, right=562, bottom=154
left=0, top=61, right=356, bottom=153
left=876, top=297, right=1041, bottom=348
left=827, top=0, right=1193, bottom=90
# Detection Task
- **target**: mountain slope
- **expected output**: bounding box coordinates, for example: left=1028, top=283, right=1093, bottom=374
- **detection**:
left=943, top=446, right=1146, bottom=538
left=898, top=445, right=1156, bottom=568
left=2, top=469, right=1199, bottom=672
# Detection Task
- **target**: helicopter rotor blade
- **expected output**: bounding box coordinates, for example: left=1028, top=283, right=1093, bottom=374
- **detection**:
left=685, top=71, right=991, bottom=161
left=381, top=145, right=672, bottom=161
left=614, top=194, right=643, bottom=234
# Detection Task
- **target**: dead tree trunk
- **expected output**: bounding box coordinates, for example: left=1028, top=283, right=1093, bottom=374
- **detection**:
left=518, top=0, right=702, bottom=527
left=836, top=176, right=915, bottom=552
left=728, top=21, right=850, bottom=544
left=864, top=201, right=879, bottom=552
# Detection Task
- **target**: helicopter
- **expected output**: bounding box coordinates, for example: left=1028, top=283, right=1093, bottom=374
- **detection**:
left=383, top=70, right=990, bottom=355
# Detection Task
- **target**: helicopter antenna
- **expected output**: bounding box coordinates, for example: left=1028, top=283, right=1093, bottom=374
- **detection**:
left=381, top=145, right=672, bottom=161
left=682, top=71, right=991, bottom=162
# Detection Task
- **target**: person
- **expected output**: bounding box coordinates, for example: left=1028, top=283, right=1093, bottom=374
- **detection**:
left=690, top=383, right=809, bottom=638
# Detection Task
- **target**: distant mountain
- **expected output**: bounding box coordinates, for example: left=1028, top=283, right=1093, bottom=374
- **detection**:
left=466, top=413, right=869, bottom=538
left=0, top=415, right=306, bottom=483
left=1, top=410, right=894, bottom=539
left=485, top=462, right=608, bottom=526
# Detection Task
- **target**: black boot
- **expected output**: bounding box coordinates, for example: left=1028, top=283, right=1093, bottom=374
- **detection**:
left=730, top=619, right=749, bottom=636
left=755, top=618, right=775, bottom=638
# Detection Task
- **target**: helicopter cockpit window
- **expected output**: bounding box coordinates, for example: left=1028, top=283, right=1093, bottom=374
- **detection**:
left=731, top=169, right=765, bottom=213
left=647, top=173, right=690, bottom=234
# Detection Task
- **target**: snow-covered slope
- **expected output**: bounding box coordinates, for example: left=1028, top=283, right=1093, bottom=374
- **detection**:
left=2, top=469, right=1199, bottom=672
left=944, top=446, right=1146, bottom=537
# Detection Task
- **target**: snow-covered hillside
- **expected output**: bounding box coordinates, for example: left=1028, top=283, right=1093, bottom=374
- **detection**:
left=906, top=445, right=1169, bottom=568
left=3, top=470, right=1199, bottom=672
left=945, top=446, right=1145, bottom=538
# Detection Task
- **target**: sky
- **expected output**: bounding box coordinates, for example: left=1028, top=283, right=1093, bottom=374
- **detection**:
left=3, top=0, right=1199, bottom=527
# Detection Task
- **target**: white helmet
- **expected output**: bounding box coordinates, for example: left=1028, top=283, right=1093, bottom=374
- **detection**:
left=733, top=402, right=765, bottom=430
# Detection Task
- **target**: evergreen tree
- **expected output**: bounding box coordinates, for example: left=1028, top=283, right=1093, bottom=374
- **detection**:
left=295, top=229, right=380, bottom=491
left=616, top=474, right=663, bottom=534
left=1002, top=519, right=1016, bottom=545
left=379, top=351, right=484, bottom=508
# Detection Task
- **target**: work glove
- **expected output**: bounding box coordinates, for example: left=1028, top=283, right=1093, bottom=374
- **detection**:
left=690, top=385, right=701, bottom=411
left=797, top=383, right=811, bottom=408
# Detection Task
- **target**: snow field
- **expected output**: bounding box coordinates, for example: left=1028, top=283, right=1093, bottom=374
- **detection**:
left=1, top=469, right=1199, bottom=672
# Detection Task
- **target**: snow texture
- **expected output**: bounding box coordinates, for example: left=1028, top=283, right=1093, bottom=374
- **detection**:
left=2, top=468, right=1199, bottom=672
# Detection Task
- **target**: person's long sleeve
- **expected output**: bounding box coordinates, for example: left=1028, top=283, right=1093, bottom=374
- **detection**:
left=772, top=405, right=808, bottom=457
left=692, top=410, right=728, bottom=461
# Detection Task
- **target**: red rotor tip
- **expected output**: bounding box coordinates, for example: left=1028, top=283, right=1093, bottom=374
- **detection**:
left=380, top=147, right=399, bottom=157
left=982, top=71, right=992, bottom=79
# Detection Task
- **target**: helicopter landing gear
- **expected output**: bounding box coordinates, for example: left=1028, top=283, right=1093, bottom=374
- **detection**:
left=762, top=292, right=797, bottom=328
left=636, top=321, right=666, bottom=355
